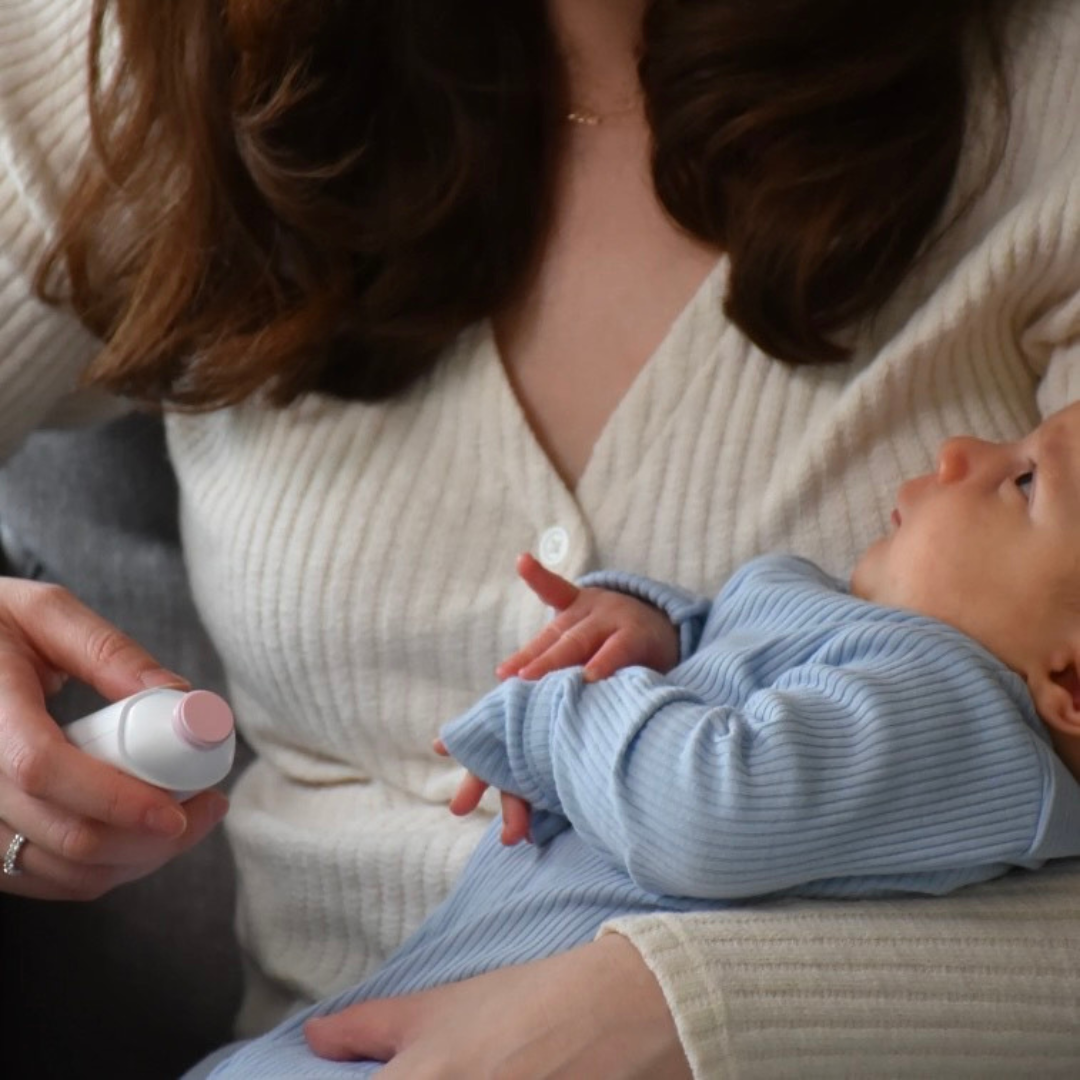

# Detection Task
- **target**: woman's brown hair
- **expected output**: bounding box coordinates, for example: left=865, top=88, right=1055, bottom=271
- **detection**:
left=38, top=0, right=1010, bottom=408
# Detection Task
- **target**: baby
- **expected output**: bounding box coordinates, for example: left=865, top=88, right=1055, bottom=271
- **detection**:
left=207, top=403, right=1080, bottom=1077
left=445, top=398, right=1080, bottom=849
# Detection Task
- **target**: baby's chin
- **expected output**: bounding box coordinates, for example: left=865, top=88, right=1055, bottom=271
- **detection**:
left=848, top=538, right=888, bottom=603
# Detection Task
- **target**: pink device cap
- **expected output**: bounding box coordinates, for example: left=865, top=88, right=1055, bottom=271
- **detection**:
left=172, top=690, right=234, bottom=749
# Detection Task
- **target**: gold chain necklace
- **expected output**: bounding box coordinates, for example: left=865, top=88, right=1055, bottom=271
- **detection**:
left=565, top=107, right=606, bottom=126
left=564, top=94, right=642, bottom=127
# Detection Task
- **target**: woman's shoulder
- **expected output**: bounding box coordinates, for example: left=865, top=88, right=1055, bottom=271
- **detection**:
left=0, top=0, right=102, bottom=458
left=0, top=0, right=92, bottom=183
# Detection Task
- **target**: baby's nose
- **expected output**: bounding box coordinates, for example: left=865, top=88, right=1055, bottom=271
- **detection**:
left=936, top=436, right=989, bottom=483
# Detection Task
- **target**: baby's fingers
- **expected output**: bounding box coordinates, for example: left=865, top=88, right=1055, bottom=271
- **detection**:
left=582, top=631, right=641, bottom=682
left=499, top=791, right=531, bottom=845
left=496, top=622, right=567, bottom=680
left=515, top=553, right=579, bottom=610
left=515, top=621, right=611, bottom=680
left=448, top=772, right=488, bottom=817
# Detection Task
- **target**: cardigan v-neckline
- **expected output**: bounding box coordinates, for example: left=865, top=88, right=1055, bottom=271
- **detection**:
left=481, top=258, right=729, bottom=513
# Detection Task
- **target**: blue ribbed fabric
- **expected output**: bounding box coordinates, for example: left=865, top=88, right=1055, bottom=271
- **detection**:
left=208, top=555, right=1080, bottom=1077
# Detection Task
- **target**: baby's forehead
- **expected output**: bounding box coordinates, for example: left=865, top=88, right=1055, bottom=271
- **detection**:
left=1036, top=404, right=1080, bottom=505
left=1040, top=404, right=1080, bottom=452
left=1046, top=401, right=1080, bottom=433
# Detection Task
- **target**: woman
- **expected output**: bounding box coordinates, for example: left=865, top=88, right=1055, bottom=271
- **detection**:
left=1, top=0, right=1077, bottom=1075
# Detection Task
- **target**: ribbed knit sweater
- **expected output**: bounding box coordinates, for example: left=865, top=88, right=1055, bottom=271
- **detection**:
left=2, top=1, right=1080, bottom=1075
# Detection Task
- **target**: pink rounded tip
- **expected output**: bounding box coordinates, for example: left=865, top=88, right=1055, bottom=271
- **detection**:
left=172, top=690, right=234, bottom=749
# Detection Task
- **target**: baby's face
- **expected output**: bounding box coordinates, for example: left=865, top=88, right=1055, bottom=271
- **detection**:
left=851, top=402, right=1080, bottom=676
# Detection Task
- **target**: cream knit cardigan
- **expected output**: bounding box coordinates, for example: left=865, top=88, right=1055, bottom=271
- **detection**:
left=2, top=1, right=1079, bottom=1074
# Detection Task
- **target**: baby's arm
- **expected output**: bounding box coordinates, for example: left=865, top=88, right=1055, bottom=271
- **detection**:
left=441, top=554, right=700, bottom=842
left=441, top=629, right=1057, bottom=899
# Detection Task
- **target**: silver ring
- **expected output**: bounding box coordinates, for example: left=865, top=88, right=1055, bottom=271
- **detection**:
left=3, top=831, right=27, bottom=877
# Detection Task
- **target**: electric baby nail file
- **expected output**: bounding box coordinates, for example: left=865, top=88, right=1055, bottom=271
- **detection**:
left=65, top=688, right=236, bottom=799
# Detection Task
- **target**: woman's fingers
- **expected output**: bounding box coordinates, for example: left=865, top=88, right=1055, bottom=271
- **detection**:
left=0, top=582, right=191, bottom=835
left=0, top=579, right=230, bottom=899
left=305, top=996, right=411, bottom=1063
left=304, top=936, right=692, bottom=1078
left=1, top=579, right=185, bottom=700
left=0, top=788, right=228, bottom=900
left=0, top=670, right=190, bottom=837
left=0, top=782, right=226, bottom=868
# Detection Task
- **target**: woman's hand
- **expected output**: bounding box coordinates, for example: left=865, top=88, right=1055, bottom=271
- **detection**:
left=497, top=553, right=680, bottom=683
left=0, top=578, right=228, bottom=899
left=304, top=933, right=693, bottom=1079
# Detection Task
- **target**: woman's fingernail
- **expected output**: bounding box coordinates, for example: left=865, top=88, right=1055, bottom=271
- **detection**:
left=140, top=669, right=188, bottom=689
left=146, top=805, right=187, bottom=837
left=44, top=670, right=69, bottom=696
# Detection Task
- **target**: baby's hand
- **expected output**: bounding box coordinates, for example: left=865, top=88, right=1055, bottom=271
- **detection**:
left=497, top=553, right=680, bottom=683
left=434, top=739, right=532, bottom=845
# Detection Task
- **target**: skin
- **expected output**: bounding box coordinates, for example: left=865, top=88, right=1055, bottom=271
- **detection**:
left=495, top=0, right=717, bottom=489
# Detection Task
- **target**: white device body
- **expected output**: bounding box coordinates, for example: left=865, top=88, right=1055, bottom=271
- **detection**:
left=65, top=688, right=235, bottom=799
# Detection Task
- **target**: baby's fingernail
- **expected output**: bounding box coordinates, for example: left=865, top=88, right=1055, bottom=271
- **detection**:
left=146, top=805, right=187, bottom=837
left=140, top=668, right=188, bottom=690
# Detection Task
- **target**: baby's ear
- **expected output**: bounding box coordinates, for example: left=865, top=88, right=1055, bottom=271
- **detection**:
left=1032, top=659, right=1080, bottom=737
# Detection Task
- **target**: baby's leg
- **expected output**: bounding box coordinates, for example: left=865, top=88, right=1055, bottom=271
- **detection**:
left=204, top=823, right=701, bottom=1076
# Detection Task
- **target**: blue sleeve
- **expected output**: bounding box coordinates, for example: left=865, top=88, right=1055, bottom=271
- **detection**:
left=441, top=629, right=1067, bottom=899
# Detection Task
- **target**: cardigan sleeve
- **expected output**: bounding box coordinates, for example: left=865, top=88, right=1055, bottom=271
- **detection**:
left=0, top=0, right=109, bottom=462
left=602, top=857, right=1080, bottom=1077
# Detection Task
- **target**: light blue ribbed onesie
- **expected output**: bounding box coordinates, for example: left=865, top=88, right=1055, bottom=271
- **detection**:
left=208, top=555, right=1080, bottom=1077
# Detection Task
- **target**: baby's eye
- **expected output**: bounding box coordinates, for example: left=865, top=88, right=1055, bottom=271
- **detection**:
left=1015, top=469, right=1035, bottom=500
